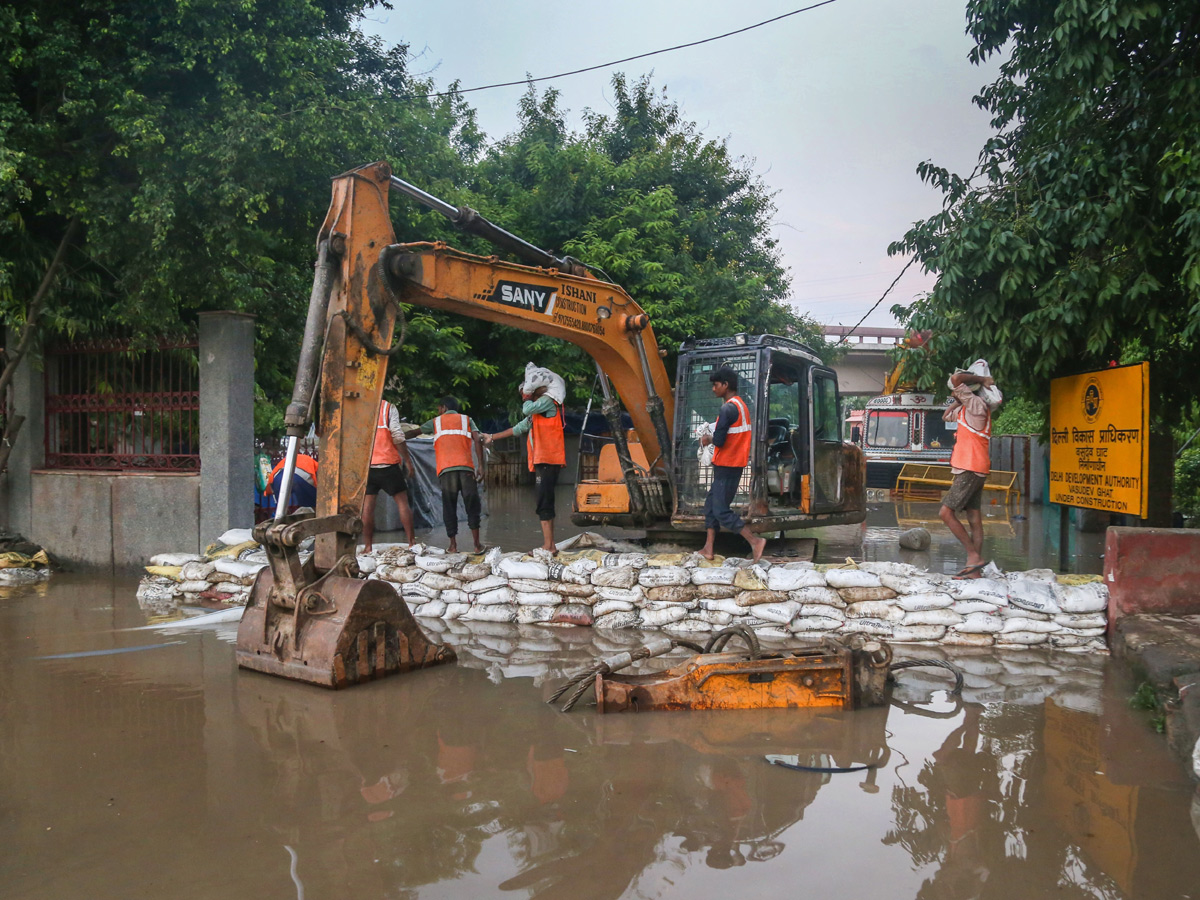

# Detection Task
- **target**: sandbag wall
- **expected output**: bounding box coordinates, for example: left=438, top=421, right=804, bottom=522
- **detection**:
left=367, top=546, right=1109, bottom=652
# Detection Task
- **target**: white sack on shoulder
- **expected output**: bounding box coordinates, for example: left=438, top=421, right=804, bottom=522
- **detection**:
left=521, top=362, right=567, bottom=404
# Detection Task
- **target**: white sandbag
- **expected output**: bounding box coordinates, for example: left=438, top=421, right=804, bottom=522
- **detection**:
left=845, top=601, right=904, bottom=622
left=592, top=567, right=638, bottom=589
left=640, top=606, right=689, bottom=627
left=179, top=560, right=216, bottom=581
left=859, top=561, right=919, bottom=577
left=767, top=567, right=826, bottom=591
left=789, top=586, right=846, bottom=607
left=996, top=631, right=1049, bottom=646
left=1002, top=606, right=1052, bottom=621
left=1054, top=625, right=1106, bottom=638
left=216, top=528, right=255, bottom=546
left=465, top=574, right=508, bottom=595
left=1058, top=583, right=1108, bottom=614
left=546, top=559, right=593, bottom=585
left=691, top=567, right=737, bottom=586
left=790, top=616, right=843, bottom=633
left=595, top=611, right=641, bottom=630
left=1053, top=613, right=1106, bottom=629
left=498, top=558, right=549, bottom=581
left=824, top=569, right=882, bottom=589
left=701, top=598, right=749, bottom=617
left=890, top=624, right=947, bottom=642
left=378, top=565, right=423, bottom=584
left=954, top=613, right=1005, bottom=634
left=510, top=578, right=555, bottom=593
left=178, top=580, right=211, bottom=594
left=443, top=602, right=471, bottom=620
left=151, top=552, right=202, bottom=567
left=941, top=632, right=995, bottom=647
left=639, top=566, right=692, bottom=588
left=841, top=618, right=896, bottom=636
left=400, top=583, right=440, bottom=601
left=1048, top=633, right=1097, bottom=649
left=1020, top=568, right=1057, bottom=583
left=357, top=556, right=378, bottom=575
left=414, top=555, right=453, bottom=574
left=1002, top=617, right=1061, bottom=635
left=880, top=574, right=946, bottom=594
left=753, top=626, right=794, bottom=640
left=644, top=598, right=699, bottom=612
left=440, top=589, right=468, bottom=605
left=754, top=601, right=801, bottom=625
left=420, top=572, right=462, bottom=591
left=902, top=609, right=964, bottom=627
left=735, top=589, right=791, bottom=607
left=475, top=586, right=517, bottom=606
left=413, top=599, right=447, bottom=618
left=211, top=557, right=265, bottom=579
left=798, top=604, right=846, bottom=621
left=595, top=586, right=645, bottom=605
left=733, top=567, right=770, bottom=590
left=896, top=592, right=955, bottom=612
left=663, top=618, right=713, bottom=634
left=137, top=582, right=177, bottom=602
left=1007, top=578, right=1063, bottom=615
left=517, top=605, right=557, bottom=625
left=952, top=600, right=1001, bottom=616
left=600, top=552, right=647, bottom=569
left=646, top=585, right=698, bottom=604
left=946, top=578, right=1008, bottom=605
left=690, top=609, right=735, bottom=627
left=593, top=598, right=636, bottom=616
left=514, top=591, right=563, bottom=607
left=465, top=604, right=517, bottom=623
left=206, top=570, right=229, bottom=583
left=521, top=361, right=568, bottom=404
left=457, top=562, right=492, bottom=582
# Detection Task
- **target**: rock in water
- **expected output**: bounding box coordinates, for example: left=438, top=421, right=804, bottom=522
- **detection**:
left=899, top=527, right=931, bottom=551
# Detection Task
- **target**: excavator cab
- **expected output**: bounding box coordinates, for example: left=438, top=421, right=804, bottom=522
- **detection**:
left=669, top=334, right=865, bottom=531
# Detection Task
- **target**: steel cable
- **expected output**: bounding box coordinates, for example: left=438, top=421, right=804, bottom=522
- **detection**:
left=888, top=658, right=964, bottom=695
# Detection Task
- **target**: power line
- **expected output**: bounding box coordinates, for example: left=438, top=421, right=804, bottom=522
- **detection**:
left=833, top=256, right=916, bottom=346
left=402, top=0, right=844, bottom=101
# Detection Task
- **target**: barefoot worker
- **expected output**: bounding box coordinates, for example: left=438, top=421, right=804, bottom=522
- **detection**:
left=484, top=364, right=567, bottom=554
left=362, top=398, right=417, bottom=551
left=939, top=359, right=1003, bottom=577
left=699, top=366, right=766, bottom=563
left=420, top=397, right=484, bottom=554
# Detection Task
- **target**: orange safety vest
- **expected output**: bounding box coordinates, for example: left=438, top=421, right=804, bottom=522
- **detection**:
left=527, top=401, right=566, bottom=470
left=950, top=404, right=991, bottom=475
left=712, top=395, right=751, bottom=468
left=268, top=454, right=317, bottom=494
left=433, top=412, right=474, bottom=475
left=371, top=401, right=402, bottom=466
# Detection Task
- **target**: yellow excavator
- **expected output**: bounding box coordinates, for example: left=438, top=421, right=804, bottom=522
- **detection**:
left=236, top=161, right=865, bottom=688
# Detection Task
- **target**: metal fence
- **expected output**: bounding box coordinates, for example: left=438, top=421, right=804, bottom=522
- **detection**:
left=44, top=337, right=200, bottom=472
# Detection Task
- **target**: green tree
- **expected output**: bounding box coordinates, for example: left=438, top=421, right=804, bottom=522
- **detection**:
left=889, top=0, right=1200, bottom=418
left=0, top=0, right=483, bottom=437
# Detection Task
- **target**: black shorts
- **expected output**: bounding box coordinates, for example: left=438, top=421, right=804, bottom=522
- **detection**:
left=366, top=464, right=408, bottom=496
left=942, top=471, right=987, bottom=512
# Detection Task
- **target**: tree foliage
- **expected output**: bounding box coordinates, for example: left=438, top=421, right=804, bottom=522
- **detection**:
left=889, top=0, right=1200, bottom=425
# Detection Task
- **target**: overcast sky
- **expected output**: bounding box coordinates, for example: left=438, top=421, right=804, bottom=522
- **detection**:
left=364, top=0, right=1001, bottom=332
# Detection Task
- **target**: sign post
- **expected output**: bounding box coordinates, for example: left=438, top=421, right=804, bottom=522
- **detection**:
left=1049, top=362, right=1150, bottom=520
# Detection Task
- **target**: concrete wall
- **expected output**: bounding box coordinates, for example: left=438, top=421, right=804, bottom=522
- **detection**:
left=1104, top=527, right=1200, bottom=629
left=7, top=312, right=252, bottom=572
left=27, top=472, right=200, bottom=572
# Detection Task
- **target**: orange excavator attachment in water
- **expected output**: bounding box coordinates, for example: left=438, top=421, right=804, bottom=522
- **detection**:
left=236, top=162, right=454, bottom=688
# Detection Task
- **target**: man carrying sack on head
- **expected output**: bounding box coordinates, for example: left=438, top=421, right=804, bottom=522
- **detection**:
left=484, top=363, right=567, bottom=554
left=939, top=359, right=1003, bottom=578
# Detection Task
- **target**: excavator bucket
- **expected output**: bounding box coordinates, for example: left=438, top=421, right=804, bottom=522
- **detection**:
left=237, top=568, right=454, bottom=689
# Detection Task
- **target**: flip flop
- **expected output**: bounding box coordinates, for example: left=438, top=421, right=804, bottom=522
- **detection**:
left=954, top=564, right=985, bottom=579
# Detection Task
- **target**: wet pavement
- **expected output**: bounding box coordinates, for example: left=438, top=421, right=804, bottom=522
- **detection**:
left=3, top=568, right=1199, bottom=900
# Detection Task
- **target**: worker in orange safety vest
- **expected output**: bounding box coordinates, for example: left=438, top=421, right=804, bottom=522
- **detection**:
left=363, top=399, right=416, bottom=552
left=939, top=359, right=1003, bottom=578
left=419, top=396, right=484, bottom=553
left=268, top=453, right=318, bottom=510
left=484, top=380, right=566, bottom=554
left=698, top=366, right=766, bottom=562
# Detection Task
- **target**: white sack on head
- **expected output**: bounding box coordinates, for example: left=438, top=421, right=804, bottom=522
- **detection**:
left=696, top=422, right=715, bottom=467
left=521, top=362, right=567, bottom=404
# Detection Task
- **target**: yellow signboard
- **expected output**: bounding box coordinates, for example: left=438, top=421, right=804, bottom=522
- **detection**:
left=1049, top=362, right=1148, bottom=516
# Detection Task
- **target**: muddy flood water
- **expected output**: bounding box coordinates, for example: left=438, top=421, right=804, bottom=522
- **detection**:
left=3, top=498, right=1199, bottom=900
